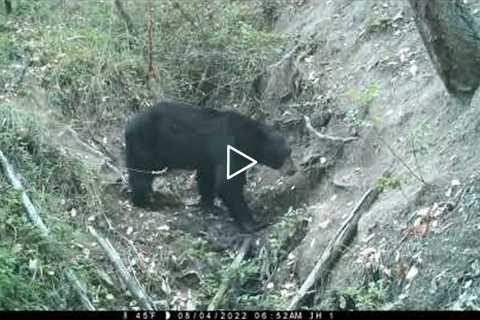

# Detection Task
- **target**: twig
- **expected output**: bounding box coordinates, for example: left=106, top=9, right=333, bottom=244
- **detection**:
left=90, top=136, right=119, bottom=165
left=88, top=226, right=155, bottom=310
left=288, top=170, right=390, bottom=309
left=269, top=45, right=301, bottom=70
left=58, top=127, right=126, bottom=184
left=115, top=229, right=147, bottom=271
left=304, top=116, right=358, bottom=143
left=114, top=0, right=138, bottom=35
left=374, top=129, right=427, bottom=185
left=59, top=127, right=103, bottom=158
left=196, top=65, right=210, bottom=95
left=208, top=237, right=252, bottom=310
left=0, top=150, right=95, bottom=310
left=146, top=0, right=157, bottom=85
left=199, top=44, right=302, bottom=105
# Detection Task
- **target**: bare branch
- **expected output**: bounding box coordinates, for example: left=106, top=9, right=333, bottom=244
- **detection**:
left=304, top=116, right=358, bottom=143
left=88, top=226, right=155, bottom=310
left=65, top=270, right=96, bottom=310
left=288, top=170, right=390, bottom=309
left=146, top=0, right=157, bottom=85
left=373, top=129, right=428, bottom=185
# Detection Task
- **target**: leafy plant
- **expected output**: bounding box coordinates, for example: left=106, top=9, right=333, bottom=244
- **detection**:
left=376, top=176, right=403, bottom=192
left=344, top=83, right=380, bottom=129
left=341, top=280, right=387, bottom=310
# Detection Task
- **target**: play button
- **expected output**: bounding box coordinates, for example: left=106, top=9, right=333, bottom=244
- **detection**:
left=227, top=145, right=257, bottom=180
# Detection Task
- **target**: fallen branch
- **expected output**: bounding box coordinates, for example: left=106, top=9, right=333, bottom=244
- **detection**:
left=304, top=116, right=358, bottom=143
left=269, top=44, right=301, bottom=70
left=0, top=151, right=49, bottom=236
left=88, top=226, right=155, bottom=310
left=208, top=237, right=252, bottom=310
left=65, top=270, right=96, bottom=310
left=0, top=150, right=95, bottom=310
left=288, top=171, right=390, bottom=309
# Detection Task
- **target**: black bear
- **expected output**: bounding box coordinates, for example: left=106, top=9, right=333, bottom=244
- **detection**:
left=124, top=101, right=296, bottom=232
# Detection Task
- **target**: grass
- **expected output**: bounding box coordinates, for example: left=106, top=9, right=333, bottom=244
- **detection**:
left=0, top=102, right=125, bottom=310
left=1, top=0, right=291, bottom=133
left=376, top=175, right=403, bottom=192
left=340, top=280, right=388, bottom=310
left=344, top=82, right=380, bottom=129
left=0, top=177, right=73, bottom=310
left=0, top=0, right=298, bottom=310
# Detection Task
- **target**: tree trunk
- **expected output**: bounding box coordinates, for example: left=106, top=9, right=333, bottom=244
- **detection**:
left=408, top=0, right=480, bottom=100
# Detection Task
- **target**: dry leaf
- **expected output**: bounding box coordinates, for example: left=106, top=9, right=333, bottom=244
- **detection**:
left=406, top=265, right=419, bottom=281
left=318, top=219, right=331, bottom=229
left=396, top=261, right=408, bottom=279
left=157, top=225, right=170, bottom=231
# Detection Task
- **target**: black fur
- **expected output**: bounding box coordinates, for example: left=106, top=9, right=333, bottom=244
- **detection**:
left=125, top=101, right=294, bottom=231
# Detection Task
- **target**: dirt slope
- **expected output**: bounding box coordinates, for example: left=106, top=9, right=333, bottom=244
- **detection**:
left=272, top=0, right=480, bottom=310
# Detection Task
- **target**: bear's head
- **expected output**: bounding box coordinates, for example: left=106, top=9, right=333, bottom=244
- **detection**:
left=256, top=127, right=296, bottom=176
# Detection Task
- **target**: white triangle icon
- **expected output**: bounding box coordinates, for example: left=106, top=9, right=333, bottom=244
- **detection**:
left=227, top=145, right=258, bottom=180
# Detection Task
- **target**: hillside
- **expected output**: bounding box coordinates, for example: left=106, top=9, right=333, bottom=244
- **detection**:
left=0, top=0, right=479, bottom=311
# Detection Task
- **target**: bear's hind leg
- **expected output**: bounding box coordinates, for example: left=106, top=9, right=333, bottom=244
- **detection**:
left=196, top=167, right=215, bottom=208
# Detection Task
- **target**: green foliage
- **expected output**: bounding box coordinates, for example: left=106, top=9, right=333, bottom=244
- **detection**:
left=345, top=83, right=381, bottom=129
left=0, top=31, right=21, bottom=91
left=0, top=33, right=13, bottom=63
left=359, top=83, right=380, bottom=107
left=0, top=104, right=90, bottom=201
left=171, top=208, right=308, bottom=310
left=0, top=0, right=295, bottom=310
left=0, top=182, right=69, bottom=310
left=341, top=280, right=387, bottom=310
left=0, top=247, right=49, bottom=310
left=233, top=208, right=308, bottom=309
left=157, top=0, right=291, bottom=105
left=3, top=0, right=290, bottom=130
left=2, top=1, right=148, bottom=131
left=0, top=104, right=116, bottom=309
left=376, top=176, right=403, bottom=192
left=364, top=17, right=395, bottom=35
left=409, top=122, right=434, bottom=156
